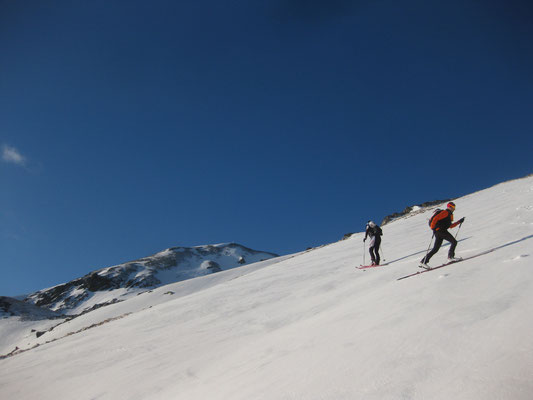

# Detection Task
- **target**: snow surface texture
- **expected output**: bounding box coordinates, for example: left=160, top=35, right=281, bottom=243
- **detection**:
left=1, top=176, right=532, bottom=400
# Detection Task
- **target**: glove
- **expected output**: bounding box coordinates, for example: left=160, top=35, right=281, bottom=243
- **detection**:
left=458, top=217, right=465, bottom=224
left=363, top=238, right=366, bottom=242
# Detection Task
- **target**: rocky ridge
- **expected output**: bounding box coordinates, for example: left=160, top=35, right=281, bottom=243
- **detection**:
left=24, top=243, right=278, bottom=314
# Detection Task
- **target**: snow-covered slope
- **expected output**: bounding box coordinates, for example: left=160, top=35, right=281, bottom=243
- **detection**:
left=24, top=243, right=278, bottom=314
left=0, top=254, right=297, bottom=356
left=1, top=176, right=532, bottom=400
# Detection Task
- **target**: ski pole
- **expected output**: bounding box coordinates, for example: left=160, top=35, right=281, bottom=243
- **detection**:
left=454, top=222, right=463, bottom=239
left=423, top=233, right=434, bottom=263
left=379, top=245, right=385, bottom=262
left=362, top=239, right=366, bottom=266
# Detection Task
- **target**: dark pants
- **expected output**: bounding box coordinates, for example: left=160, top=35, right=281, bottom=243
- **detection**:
left=421, top=229, right=457, bottom=264
left=370, top=236, right=381, bottom=265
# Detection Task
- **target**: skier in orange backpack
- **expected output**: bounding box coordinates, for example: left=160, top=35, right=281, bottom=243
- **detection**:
left=420, top=202, right=465, bottom=268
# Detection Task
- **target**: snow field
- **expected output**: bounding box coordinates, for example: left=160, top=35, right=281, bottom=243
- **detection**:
left=0, top=176, right=532, bottom=399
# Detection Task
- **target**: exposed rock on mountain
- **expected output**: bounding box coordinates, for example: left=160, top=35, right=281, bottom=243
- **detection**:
left=380, top=199, right=452, bottom=225
left=342, top=199, right=452, bottom=240
left=24, top=243, right=278, bottom=314
left=0, top=297, right=62, bottom=320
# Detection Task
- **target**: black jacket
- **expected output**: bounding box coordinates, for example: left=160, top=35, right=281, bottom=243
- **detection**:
left=365, top=225, right=382, bottom=240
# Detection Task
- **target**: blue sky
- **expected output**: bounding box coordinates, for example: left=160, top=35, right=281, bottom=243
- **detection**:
left=1, top=0, right=532, bottom=296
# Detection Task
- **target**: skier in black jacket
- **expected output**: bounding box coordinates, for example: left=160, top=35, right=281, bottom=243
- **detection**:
left=364, top=221, right=383, bottom=265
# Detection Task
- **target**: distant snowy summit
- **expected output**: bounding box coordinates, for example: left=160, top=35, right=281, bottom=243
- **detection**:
left=24, top=243, right=278, bottom=315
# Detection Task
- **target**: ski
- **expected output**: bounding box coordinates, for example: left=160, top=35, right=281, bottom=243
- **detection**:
left=419, top=258, right=462, bottom=270
left=397, top=248, right=497, bottom=281
left=357, top=263, right=388, bottom=269
left=397, top=261, right=458, bottom=280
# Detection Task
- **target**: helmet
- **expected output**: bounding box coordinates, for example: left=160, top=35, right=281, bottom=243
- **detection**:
left=447, top=202, right=456, bottom=211
left=368, top=220, right=376, bottom=227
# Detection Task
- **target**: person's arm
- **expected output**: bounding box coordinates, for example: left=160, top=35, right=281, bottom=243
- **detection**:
left=451, top=217, right=465, bottom=229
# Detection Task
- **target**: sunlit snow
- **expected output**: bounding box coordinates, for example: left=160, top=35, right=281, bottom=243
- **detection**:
left=1, top=176, right=532, bottom=400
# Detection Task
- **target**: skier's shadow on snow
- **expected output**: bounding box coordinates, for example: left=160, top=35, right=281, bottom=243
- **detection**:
left=385, top=236, right=473, bottom=264
left=481, top=234, right=533, bottom=253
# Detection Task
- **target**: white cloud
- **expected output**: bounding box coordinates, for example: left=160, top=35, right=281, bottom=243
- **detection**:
left=2, top=145, right=26, bottom=166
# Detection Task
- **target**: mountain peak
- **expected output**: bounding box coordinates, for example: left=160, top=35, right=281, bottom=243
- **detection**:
left=24, top=243, right=278, bottom=314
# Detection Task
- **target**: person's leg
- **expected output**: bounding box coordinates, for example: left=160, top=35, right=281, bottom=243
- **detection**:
left=374, top=237, right=381, bottom=265
left=368, top=236, right=376, bottom=264
left=422, top=234, right=443, bottom=264
left=369, top=246, right=376, bottom=264
left=440, top=230, right=458, bottom=258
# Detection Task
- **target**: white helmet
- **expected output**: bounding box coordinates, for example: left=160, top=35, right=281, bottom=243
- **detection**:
left=368, top=220, right=376, bottom=228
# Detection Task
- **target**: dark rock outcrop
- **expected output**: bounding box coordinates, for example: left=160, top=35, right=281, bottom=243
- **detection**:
left=0, top=296, right=62, bottom=320
left=381, top=199, right=452, bottom=226
left=24, top=243, right=278, bottom=314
